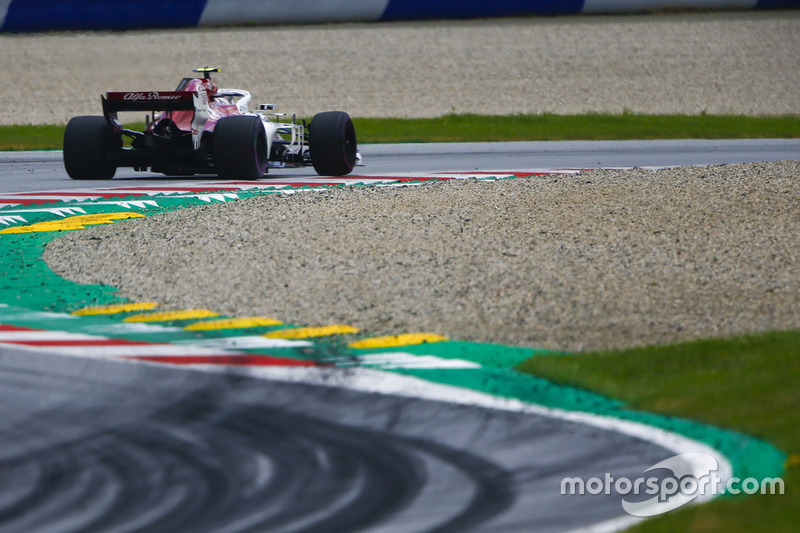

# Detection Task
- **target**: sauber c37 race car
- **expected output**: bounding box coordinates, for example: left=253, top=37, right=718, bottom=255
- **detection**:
left=63, top=67, right=359, bottom=180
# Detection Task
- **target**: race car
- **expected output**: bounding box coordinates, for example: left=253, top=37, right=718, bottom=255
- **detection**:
left=63, top=67, right=359, bottom=180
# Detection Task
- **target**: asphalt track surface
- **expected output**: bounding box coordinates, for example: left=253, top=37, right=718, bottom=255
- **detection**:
left=1, top=139, right=799, bottom=193
left=0, top=140, right=793, bottom=532
left=0, top=346, right=679, bottom=533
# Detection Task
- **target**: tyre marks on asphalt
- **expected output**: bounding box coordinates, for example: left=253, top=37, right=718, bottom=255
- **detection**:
left=0, top=348, right=519, bottom=532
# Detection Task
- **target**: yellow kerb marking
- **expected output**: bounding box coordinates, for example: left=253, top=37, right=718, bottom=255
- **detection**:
left=0, top=212, right=144, bottom=234
left=349, top=333, right=449, bottom=350
left=124, top=309, right=220, bottom=323
left=184, top=317, right=284, bottom=331
left=71, top=302, right=159, bottom=316
left=264, top=324, right=359, bottom=339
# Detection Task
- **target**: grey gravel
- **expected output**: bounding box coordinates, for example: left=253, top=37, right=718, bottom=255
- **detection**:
left=2, top=11, right=799, bottom=125
left=44, top=160, right=800, bottom=352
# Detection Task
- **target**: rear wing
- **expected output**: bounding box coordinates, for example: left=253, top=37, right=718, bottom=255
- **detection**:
left=102, top=91, right=195, bottom=118
left=102, top=89, right=211, bottom=150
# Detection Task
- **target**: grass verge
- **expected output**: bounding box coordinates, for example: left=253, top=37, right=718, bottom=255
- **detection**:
left=354, top=113, right=800, bottom=143
left=0, top=124, right=70, bottom=151
left=517, top=330, right=800, bottom=532
left=1, top=113, right=798, bottom=150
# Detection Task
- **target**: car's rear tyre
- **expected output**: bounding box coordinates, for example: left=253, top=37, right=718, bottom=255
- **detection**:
left=213, top=116, right=268, bottom=179
left=309, top=111, right=357, bottom=176
left=63, top=116, right=119, bottom=180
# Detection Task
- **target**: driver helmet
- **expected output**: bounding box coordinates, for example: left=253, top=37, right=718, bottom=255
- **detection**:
left=183, top=78, right=218, bottom=99
left=200, top=77, right=218, bottom=98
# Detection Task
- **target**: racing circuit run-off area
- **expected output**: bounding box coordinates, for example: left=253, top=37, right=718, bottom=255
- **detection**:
left=0, top=156, right=794, bottom=531
left=1, top=3, right=799, bottom=533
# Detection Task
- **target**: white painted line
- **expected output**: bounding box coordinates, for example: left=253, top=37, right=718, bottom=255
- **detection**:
left=175, top=336, right=313, bottom=349
left=0, top=330, right=99, bottom=341
left=84, top=323, right=183, bottom=334
left=7, top=343, right=244, bottom=358
left=337, top=352, right=482, bottom=369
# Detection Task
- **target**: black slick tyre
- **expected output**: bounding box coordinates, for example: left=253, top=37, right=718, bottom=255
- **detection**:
left=63, top=116, right=119, bottom=180
left=309, top=111, right=357, bottom=176
left=213, top=115, right=269, bottom=179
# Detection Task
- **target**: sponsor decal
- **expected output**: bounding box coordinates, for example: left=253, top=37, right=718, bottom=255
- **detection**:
left=121, top=91, right=186, bottom=101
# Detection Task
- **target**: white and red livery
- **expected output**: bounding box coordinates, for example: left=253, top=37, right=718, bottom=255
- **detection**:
left=63, top=67, right=359, bottom=180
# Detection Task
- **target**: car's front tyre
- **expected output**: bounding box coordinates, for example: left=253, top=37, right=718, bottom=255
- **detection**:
left=213, top=116, right=269, bottom=180
left=63, top=116, right=119, bottom=180
left=309, top=111, right=357, bottom=176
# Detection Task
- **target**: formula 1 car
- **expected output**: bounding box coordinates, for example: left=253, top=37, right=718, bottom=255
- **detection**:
left=63, top=67, right=359, bottom=180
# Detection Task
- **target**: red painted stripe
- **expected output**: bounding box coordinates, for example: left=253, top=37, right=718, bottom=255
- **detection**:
left=2, top=189, right=235, bottom=200
left=283, top=182, right=359, bottom=187
left=0, top=323, right=317, bottom=367
left=210, top=181, right=382, bottom=188
left=340, top=175, right=443, bottom=180
left=17, top=192, right=140, bottom=200
left=206, top=181, right=274, bottom=185
left=220, top=178, right=445, bottom=186
left=3, top=339, right=154, bottom=347
left=441, top=171, right=549, bottom=177
left=388, top=177, right=449, bottom=182
left=0, top=198, right=59, bottom=206
left=9, top=191, right=116, bottom=197
left=0, top=324, right=36, bottom=332
left=125, top=355, right=318, bottom=367
left=101, top=186, right=244, bottom=193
